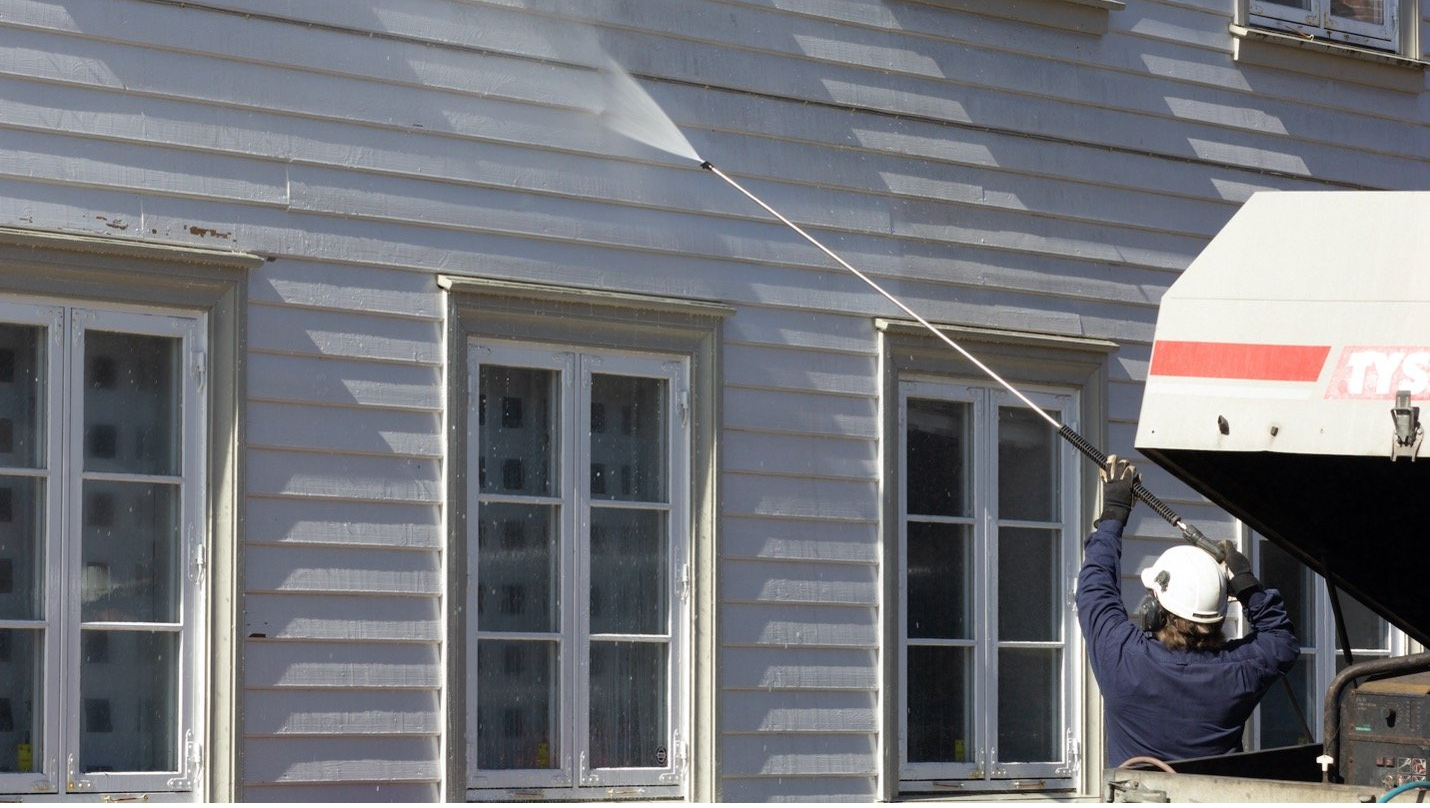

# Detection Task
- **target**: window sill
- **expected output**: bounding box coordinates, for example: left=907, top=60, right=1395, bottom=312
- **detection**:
left=1230, top=24, right=1428, bottom=93
left=920, top=0, right=1122, bottom=35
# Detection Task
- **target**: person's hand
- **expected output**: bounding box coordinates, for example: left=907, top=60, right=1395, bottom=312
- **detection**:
left=1097, top=454, right=1137, bottom=525
left=1218, top=539, right=1261, bottom=600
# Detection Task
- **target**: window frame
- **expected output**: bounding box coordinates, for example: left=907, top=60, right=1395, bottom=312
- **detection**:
left=466, top=341, right=689, bottom=795
left=67, top=305, right=205, bottom=796
left=1245, top=0, right=1409, bottom=53
left=0, top=227, right=251, bottom=801
left=879, top=319, right=1116, bottom=799
left=896, top=379, right=1084, bottom=790
left=443, top=276, right=728, bottom=803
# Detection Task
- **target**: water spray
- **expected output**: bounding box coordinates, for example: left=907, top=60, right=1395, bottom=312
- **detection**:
left=698, top=160, right=1222, bottom=562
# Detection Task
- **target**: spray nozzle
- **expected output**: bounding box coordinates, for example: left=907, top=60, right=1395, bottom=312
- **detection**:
left=700, top=161, right=714, bottom=171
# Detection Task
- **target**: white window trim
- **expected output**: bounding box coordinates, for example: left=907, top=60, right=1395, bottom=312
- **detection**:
left=444, top=276, right=727, bottom=802
left=1246, top=0, right=1400, bottom=49
left=464, top=341, right=691, bottom=800
left=0, top=299, right=207, bottom=797
left=1239, top=0, right=1424, bottom=61
left=895, top=378, right=1084, bottom=793
left=0, top=226, right=252, bottom=802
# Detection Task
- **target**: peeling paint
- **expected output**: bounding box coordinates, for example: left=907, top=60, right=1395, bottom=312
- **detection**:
left=188, top=225, right=233, bottom=239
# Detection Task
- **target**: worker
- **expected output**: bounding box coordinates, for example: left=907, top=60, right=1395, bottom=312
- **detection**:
left=1077, top=455, right=1299, bottom=767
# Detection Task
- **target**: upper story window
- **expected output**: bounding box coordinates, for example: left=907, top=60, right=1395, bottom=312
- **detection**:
left=897, top=379, right=1083, bottom=792
left=1247, top=0, right=1404, bottom=52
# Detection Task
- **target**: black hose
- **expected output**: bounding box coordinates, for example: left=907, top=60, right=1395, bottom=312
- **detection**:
left=1058, top=425, right=1225, bottom=562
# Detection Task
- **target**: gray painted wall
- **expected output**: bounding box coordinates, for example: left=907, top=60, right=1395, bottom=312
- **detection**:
left=1, top=0, right=1426, bottom=800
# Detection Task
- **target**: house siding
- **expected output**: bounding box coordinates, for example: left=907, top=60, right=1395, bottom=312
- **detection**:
left=0, top=0, right=1425, bottom=801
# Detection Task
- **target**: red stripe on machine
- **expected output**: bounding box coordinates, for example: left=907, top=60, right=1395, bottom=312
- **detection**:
left=1150, top=341, right=1331, bottom=382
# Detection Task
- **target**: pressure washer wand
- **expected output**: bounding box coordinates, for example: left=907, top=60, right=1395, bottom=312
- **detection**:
left=700, top=160, right=1223, bottom=562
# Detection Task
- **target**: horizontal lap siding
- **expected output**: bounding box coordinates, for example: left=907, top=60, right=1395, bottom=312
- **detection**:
left=1, top=0, right=1424, bottom=802
left=242, top=254, right=445, bottom=794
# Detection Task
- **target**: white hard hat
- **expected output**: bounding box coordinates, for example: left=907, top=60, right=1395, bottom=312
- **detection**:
left=1140, top=545, right=1227, bottom=624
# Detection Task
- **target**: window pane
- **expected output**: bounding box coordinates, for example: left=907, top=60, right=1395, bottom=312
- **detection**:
left=1263, top=0, right=1312, bottom=8
left=81, top=481, right=180, bottom=624
left=478, top=366, right=556, bottom=496
left=906, top=398, right=970, bottom=517
left=998, top=406, right=1058, bottom=522
left=907, top=521, right=972, bottom=639
left=0, top=324, right=45, bottom=469
left=0, top=628, right=41, bottom=773
left=1259, top=654, right=1313, bottom=747
left=83, top=332, right=181, bottom=476
left=998, top=648, right=1061, bottom=763
left=589, top=641, right=667, bottom=769
left=1334, top=0, right=1384, bottom=23
left=590, top=508, right=666, bottom=636
left=907, top=645, right=972, bottom=763
left=999, top=527, right=1060, bottom=642
left=1339, top=595, right=1388, bottom=653
left=476, top=639, right=559, bottom=770
left=476, top=503, right=558, bottom=633
left=80, top=630, right=178, bottom=773
left=1259, top=539, right=1315, bottom=647
left=590, top=374, right=665, bottom=503
left=0, top=477, right=44, bottom=620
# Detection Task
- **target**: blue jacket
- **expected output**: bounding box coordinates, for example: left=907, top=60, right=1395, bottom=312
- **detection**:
left=1076, top=518, right=1299, bottom=767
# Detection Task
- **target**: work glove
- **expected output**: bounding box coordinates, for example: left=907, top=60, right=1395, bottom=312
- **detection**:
left=1219, top=540, right=1262, bottom=600
left=1097, top=454, right=1137, bottom=525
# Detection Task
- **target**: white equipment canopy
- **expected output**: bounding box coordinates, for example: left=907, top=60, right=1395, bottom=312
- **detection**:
left=1136, top=191, right=1430, bottom=646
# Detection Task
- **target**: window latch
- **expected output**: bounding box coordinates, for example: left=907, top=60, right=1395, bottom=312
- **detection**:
left=188, top=524, right=207, bottom=585
left=191, top=350, right=206, bottom=391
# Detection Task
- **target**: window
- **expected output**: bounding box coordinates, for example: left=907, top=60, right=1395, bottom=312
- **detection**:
left=1247, top=0, right=1403, bottom=52
left=1250, top=535, right=1407, bottom=748
left=0, top=299, right=206, bottom=796
left=880, top=321, right=1114, bottom=797
left=468, top=343, right=688, bottom=796
left=445, top=276, right=726, bottom=802
left=897, top=379, right=1083, bottom=791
